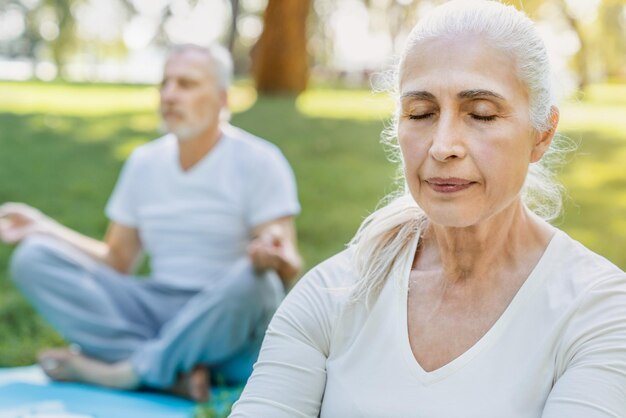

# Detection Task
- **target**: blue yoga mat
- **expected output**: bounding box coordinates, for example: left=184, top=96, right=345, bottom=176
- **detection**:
left=0, top=366, right=242, bottom=417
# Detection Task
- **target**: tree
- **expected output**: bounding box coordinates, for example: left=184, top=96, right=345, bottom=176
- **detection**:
left=45, top=0, right=78, bottom=79
left=3, top=0, right=82, bottom=79
left=227, top=0, right=240, bottom=52
left=252, top=0, right=312, bottom=94
left=504, top=0, right=593, bottom=90
left=597, top=0, right=626, bottom=79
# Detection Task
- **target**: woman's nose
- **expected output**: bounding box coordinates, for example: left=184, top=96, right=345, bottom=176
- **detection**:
left=428, top=115, right=467, bottom=162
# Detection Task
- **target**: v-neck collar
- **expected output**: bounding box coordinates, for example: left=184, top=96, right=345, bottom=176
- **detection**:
left=397, top=230, right=563, bottom=384
left=171, top=133, right=225, bottom=176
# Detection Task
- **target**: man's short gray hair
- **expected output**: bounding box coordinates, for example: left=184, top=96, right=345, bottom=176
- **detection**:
left=168, top=43, right=234, bottom=90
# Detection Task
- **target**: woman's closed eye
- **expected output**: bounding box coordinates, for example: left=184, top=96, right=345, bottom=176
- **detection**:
left=470, top=114, right=497, bottom=122
left=408, top=113, right=435, bottom=120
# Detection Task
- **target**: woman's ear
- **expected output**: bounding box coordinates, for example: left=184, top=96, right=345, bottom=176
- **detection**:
left=531, top=106, right=559, bottom=163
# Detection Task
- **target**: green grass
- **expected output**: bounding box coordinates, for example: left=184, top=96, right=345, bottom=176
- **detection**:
left=0, top=80, right=394, bottom=416
left=0, top=80, right=625, bottom=415
left=556, top=83, right=626, bottom=265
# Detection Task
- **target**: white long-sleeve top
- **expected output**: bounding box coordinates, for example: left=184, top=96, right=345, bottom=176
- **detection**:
left=230, top=230, right=626, bottom=418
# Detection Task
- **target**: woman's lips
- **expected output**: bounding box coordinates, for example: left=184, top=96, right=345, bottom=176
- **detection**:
left=425, top=177, right=476, bottom=193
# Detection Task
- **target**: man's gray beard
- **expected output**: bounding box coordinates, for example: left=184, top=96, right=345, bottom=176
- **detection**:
left=159, top=121, right=200, bottom=142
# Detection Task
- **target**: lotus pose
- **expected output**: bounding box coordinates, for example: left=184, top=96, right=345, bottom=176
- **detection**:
left=230, top=2, right=626, bottom=417
left=0, top=44, right=301, bottom=402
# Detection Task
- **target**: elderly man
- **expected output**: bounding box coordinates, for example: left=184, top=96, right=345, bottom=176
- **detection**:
left=0, top=44, right=301, bottom=402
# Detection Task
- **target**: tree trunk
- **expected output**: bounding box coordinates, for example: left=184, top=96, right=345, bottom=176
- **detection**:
left=252, top=0, right=311, bottom=94
left=227, top=0, right=240, bottom=53
left=557, top=0, right=589, bottom=91
left=46, top=0, right=75, bottom=80
left=566, top=14, right=589, bottom=91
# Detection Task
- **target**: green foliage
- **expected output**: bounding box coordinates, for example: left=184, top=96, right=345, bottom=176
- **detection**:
left=0, top=81, right=625, bottom=415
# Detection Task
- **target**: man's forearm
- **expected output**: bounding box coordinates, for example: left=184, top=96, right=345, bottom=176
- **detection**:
left=45, top=221, right=110, bottom=263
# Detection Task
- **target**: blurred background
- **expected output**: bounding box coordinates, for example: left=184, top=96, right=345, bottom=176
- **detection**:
left=1, top=0, right=625, bottom=89
left=0, top=0, right=625, bottom=400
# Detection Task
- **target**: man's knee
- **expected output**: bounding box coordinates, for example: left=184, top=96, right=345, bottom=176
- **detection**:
left=223, top=258, right=284, bottom=306
left=10, top=235, right=62, bottom=287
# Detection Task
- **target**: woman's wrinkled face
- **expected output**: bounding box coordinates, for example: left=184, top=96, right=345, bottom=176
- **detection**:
left=398, top=35, right=550, bottom=228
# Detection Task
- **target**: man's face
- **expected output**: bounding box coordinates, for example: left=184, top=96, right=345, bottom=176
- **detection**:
left=159, top=50, right=226, bottom=140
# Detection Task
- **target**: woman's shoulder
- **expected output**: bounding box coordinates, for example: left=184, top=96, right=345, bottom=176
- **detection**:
left=547, top=230, right=626, bottom=380
left=543, top=229, right=626, bottom=343
left=548, top=229, right=626, bottom=292
left=288, top=248, right=359, bottom=305
left=267, top=249, right=361, bottom=357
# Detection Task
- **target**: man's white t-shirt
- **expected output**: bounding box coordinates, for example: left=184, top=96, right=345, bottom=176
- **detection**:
left=105, top=125, right=300, bottom=290
left=231, top=230, right=626, bottom=417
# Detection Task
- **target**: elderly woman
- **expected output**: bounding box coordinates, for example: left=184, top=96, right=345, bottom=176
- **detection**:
left=230, top=1, right=626, bottom=417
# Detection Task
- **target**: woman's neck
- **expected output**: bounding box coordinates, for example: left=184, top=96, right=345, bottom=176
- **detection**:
left=418, top=201, right=555, bottom=284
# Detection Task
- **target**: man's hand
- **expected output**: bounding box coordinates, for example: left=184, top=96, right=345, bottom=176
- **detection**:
left=247, top=218, right=302, bottom=284
left=248, top=224, right=288, bottom=272
left=0, top=202, right=57, bottom=244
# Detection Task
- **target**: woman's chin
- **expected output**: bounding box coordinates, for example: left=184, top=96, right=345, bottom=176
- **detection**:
left=419, top=204, right=483, bottom=229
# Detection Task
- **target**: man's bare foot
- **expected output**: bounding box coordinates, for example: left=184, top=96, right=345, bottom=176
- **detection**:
left=38, top=347, right=139, bottom=390
left=169, top=365, right=210, bottom=403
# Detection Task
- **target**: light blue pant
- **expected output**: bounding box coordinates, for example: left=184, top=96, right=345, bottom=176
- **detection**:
left=9, top=235, right=284, bottom=388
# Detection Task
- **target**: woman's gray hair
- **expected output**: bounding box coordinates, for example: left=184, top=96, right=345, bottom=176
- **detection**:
left=168, top=43, right=233, bottom=90
left=349, top=0, right=572, bottom=305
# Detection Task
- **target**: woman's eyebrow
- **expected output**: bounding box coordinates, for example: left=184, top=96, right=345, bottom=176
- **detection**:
left=400, top=91, right=436, bottom=100
left=458, top=89, right=505, bottom=100
left=400, top=90, right=506, bottom=101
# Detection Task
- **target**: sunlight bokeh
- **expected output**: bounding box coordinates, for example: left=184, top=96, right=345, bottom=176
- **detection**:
left=0, top=82, right=257, bottom=116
